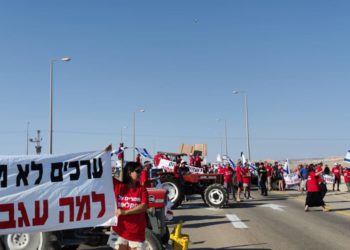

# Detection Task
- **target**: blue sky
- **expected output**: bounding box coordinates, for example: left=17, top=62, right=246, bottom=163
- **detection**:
left=1, top=1, right=349, bottom=161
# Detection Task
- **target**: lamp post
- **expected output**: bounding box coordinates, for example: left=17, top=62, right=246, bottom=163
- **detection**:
left=120, top=126, right=127, bottom=143
left=133, top=109, right=145, bottom=160
left=217, top=118, right=228, bottom=156
left=232, top=90, right=251, bottom=160
left=49, top=57, right=71, bottom=154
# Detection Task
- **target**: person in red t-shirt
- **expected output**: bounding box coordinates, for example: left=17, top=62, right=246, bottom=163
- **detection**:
left=108, top=162, right=149, bottom=250
left=343, top=167, right=350, bottom=192
left=117, top=143, right=125, bottom=161
left=189, top=155, right=195, bottom=166
left=194, top=155, right=202, bottom=168
left=242, top=163, right=252, bottom=199
left=136, top=153, right=141, bottom=164
left=332, top=163, right=342, bottom=191
left=153, top=152, right=162, bottom=167
left=140, top=161, right=155, bottom=187
left=305, top=164, right=328, bottom=212
left=223, top=163, right=234, bottom=199
left=235, top=162, right=243, bottom=202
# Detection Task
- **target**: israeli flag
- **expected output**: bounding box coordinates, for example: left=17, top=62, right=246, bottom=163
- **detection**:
left=229, top=158, right=236, bottom=170
left=217, top=154, right=222, bottom=162
left=249, top=162, right=256, bottom=173
left=283, top=159, right=290, bottom=174
left=344, top=150, right=350, bottom=162
left=241, top=152, right=247, bottom=164
left=135, top=147, right=153, bottom=159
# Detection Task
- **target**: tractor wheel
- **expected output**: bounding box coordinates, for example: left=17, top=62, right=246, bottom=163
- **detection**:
left=2, top=232, right=61, bottom=250
left=204, top=184, right=228, bottom=208
left=145, top=228, right=162, bottom=250
left=160, top=178, right=183, bottom=208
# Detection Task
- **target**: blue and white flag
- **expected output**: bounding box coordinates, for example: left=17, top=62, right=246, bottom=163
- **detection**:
left=345, top=150, right=350, bottom=163
left=283, top=159, right=290, bottom=174
left=249, top=162, right=256, bottom=173
left=135, top=147, right=153, bottom=159
left=241, top=152, right=247, bottom=164
left=229, top=158, right=236, bottom=170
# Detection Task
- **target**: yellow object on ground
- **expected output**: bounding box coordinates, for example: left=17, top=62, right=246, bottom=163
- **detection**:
left=170, top=221, right=189, bottom=250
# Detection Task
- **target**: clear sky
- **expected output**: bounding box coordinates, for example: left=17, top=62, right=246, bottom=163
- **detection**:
left=1, top=0, right=349, bottom=161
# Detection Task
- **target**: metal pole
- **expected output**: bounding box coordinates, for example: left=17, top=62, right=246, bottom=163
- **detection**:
left=26, top=122, right=30, bottom=155
left=49, top=61, right=53, bottom=154
left=120, top=127, right=123, bottom=143
left=245, top=94, right=251, bottom=160
left=133, top=111, right=136, bottom=160
left=224, top=119, right=228, bottom=156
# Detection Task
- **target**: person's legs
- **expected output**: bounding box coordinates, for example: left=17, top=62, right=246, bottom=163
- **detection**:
left=337, top=178, right=341, bottom=191
left=267, top=176, right=272, bottom=191
left=236, top=183, right=242, bottom=201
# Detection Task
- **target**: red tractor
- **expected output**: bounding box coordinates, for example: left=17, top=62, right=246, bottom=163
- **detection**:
left=155, top=152, right=229, bottom=209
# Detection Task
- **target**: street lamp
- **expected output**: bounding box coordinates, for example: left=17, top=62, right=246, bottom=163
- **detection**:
left=49, top=57, right=71, bottom=154
left=120, top=126, right=127, bottom=143
left=133, top=109, right=145, bottom=160
left=232, top=90, right=251, bottom=160
left=217, top=118, right=228, bottom=156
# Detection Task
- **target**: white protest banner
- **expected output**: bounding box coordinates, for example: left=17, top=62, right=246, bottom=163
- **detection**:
left=323, top=174, right=335, bottom=184
left=188, top=166, right=204, bottom=174
left=284, top=173, right=301, bottom=186
left=0, top=151, right=117, bottom=234
left=157, top=159, right=176, bottom=172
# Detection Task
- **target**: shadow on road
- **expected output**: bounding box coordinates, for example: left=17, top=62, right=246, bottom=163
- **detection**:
left=191, top=242, right=270, bottom=249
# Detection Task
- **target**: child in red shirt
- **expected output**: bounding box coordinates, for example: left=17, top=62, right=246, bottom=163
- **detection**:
left=242, top=164, right=252, bottom=199
left=108, top=162, right=149, bottom=250
left=223, top=163, right=234, bottom=199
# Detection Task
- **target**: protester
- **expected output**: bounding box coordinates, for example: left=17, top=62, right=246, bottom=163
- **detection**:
left=235, top=162, right=243, bottom=202
left=258, top=163, right=268, bottom=196
left=278, top=164, right=285, bottom=191
left=343, top=167, right=350, bottom=192
left=324, top=164, right=330, bottom=175
left=242, top=163, right=252, bottom=199
left=300, top=164, right=309, bottom=194
left=265, top=162, right=272, bottom=191
left=118, top=142, right=125, bottom=162
left=153, top=152, right=162, bottom=167
left=189, top=154, right=195, bottom=166
left=140, top=161, right=156, bottom=187
left=194, top=155, right=202, bottom=168
left=305, top=164, right=328, bottom=212
left=136, top=153, right=141, bottom=164
left=109, top=162, right=149, bottom=250
left=332, top=163, right=342, bottom=191
left=223, top=162, right=234, bottom=200
left=316, top=164, right=327, bottom=199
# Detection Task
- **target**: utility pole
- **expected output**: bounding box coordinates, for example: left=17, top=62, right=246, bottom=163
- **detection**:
left=29, top=130, right=43, bottom=155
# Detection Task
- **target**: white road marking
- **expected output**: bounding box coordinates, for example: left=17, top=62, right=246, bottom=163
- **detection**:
left=226, top=214, right=248, bottom=229
left=259, top=204, right=286, bottom=211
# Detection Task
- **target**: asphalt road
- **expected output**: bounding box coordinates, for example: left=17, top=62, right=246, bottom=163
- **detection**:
left=169, top=190, right=350, bottom=250
left=78, top=190, right=350, bottom=249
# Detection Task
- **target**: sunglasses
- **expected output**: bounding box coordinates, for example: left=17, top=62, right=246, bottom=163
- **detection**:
left=134, top=168, right=142, bottom=174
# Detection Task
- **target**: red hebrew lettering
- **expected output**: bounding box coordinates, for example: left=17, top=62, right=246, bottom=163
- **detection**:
left=76, top=195, right=91, bottom=221
left=0, top=203, right=16, bottom=229
left=92, top=192, right=106, bottom=218
left=32, top=200, right=48, bottom=226
left=18, top=202, right=30, bottom=228
left=59, top=197, right=75, bottom=223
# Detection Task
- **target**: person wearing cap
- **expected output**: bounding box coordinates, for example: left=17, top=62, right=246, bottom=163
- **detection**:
left=343, top=167, right=350, bottom=192
left=265, top=162, right=272, bottom=191
left=332, top=163, right=342, bottom=191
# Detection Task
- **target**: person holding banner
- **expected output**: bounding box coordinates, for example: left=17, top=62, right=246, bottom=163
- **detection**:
left=305, top=164, right=328, bottom=212
left=109, top=162, right=149, bottom=250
